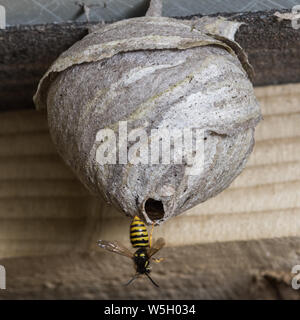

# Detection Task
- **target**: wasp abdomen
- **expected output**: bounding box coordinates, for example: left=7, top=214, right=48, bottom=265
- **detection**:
left=130, top=216, right=149, bottom=248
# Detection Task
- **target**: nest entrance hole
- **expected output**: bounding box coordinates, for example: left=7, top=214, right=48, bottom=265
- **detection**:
left=144, top=198, right=165, bottom=221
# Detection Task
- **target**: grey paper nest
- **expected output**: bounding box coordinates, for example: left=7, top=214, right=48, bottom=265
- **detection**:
left=34, top=15, right=261, bottom=225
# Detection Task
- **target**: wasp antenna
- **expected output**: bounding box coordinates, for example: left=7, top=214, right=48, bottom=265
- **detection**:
left=145, top=272, right=159, bottom=288
left=124, top=274, right=138, bottom=286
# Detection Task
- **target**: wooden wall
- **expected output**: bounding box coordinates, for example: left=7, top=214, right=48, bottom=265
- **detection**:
left=0, top=83, right=299, bottom=259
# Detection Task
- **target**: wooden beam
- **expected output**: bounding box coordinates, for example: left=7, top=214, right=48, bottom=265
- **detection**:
left=0, top=9, right=299, bottom=111
left=1, top=238, right=300, bottom=299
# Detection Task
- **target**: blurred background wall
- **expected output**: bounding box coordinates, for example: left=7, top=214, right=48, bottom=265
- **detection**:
left=0, top=84, right=300, bottom=299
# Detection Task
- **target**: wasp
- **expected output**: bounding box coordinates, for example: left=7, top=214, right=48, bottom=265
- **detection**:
left=98, top=216, right=165, bottom=287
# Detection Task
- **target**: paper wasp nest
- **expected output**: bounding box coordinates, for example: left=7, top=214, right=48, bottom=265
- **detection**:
left=34, top=4, right=261, bottom=225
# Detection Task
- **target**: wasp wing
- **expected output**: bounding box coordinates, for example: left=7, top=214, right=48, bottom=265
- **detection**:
left=98, top=240, right=133, bottom=259
left=147, top=237, right=166, bottom=258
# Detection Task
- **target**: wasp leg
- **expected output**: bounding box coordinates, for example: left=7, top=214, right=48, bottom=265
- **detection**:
left=149, top=221, right=155, bottom=248
left=124, top=273, right=139, bottom=286
left=152, top=257, right=164, bottom=263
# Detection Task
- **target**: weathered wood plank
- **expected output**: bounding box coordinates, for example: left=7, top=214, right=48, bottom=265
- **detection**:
left=0, top=9, right=299, bottom=111
left=1, top=238, right=300, bottom=299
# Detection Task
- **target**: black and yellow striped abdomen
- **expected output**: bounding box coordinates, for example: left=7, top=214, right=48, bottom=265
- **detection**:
left=130, top=216, right=149, bottom=248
